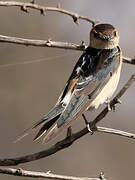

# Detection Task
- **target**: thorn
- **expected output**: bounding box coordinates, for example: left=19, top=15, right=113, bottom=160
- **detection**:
left=57, top=3, right=61, bottom=9
left=46, top=39, right=52, bottom=47
left=21, top=6, right=29, bottom=13
left=46, top=170, right=51, bottom=174
left=99, top=172, right=106, bottom=180
left=80, top=41, right=86, bottom=50
left=16, top=168, right=23, bottom=175
left=67, top=126, right=72, bottom=138
left=72, top=14, right=79, bottom=25
left=40, top=9, right=46, bottom=15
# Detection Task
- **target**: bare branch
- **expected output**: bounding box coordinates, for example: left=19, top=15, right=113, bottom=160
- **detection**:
left=0, top=35, right=86, bottom=50
left=0, top=167, right=104, bottom=180
left=123, top=56, right=135, bottom=65
left=97, top=126, right=135, bottom=139
left=0, top=2, right=134, bottom=64
left=0, top=1, right=98, bottom=25
left=0, top=126, right=135, bottom=167
left=0, top=73, right=135, bottom=166
left=0, top=35, right=134, bottom=65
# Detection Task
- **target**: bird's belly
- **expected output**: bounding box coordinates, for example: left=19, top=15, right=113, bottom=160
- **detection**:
left=89, top=63, right=122, bottom=110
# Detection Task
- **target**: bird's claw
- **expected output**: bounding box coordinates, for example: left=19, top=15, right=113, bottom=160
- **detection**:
left=116, top=98, right=122, bottom=104
left=82, top=114, right=94, bottom=135
left=106, top=98, right=122, bottom=112
left=86, top=123, right=94, bottom=135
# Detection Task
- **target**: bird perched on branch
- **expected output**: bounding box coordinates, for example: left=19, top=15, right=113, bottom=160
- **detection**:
left=16, top=23, right=122, bottom=144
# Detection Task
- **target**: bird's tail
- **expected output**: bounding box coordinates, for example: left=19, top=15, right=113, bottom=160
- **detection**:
left=14, top=103, right=64, bottom=143
left=42, top=95, right=91, bottom=144
left=33, top=114, right=61, bottom=141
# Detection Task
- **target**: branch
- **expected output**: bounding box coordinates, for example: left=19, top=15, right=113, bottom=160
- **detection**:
left=97, top=126, right=135, bottom=139
left=0, top=2, right=134, bottom=64
left=0, top=167, right=105, bottom=180
left=0, top=1, right=98, bottom=25
left=123, top=56, right=135, bottom=65
left=0, top=35, right=87, bottom=51
left=0, top=73, right=135, bottom=166
left=0, top=35, right=134, bottom=65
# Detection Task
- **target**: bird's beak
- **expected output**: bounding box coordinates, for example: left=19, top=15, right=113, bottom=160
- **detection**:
left=102, top=36, right=113, bottom=41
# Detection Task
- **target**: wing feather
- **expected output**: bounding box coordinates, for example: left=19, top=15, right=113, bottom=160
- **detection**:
left=42, top=46, right=121, bottom=144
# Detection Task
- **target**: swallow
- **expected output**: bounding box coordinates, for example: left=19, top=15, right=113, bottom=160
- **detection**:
left=16, top=23, right=122, bottom=144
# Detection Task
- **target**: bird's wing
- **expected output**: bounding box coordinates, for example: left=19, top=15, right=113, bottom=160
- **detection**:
left=14, top=49, right=85, bottom=142
left=15, top=53, right=81, bottom=142
left=42, top=46, right=121, bottom=144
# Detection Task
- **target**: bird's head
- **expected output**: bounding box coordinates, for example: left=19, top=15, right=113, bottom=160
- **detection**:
left=90, top=24, right=119, bottom=49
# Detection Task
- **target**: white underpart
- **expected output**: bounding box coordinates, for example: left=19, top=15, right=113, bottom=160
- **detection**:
left=89, top=60, right=122, bottom=109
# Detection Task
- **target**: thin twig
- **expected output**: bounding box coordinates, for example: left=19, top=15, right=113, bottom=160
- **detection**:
left=0, top=73, right=135, bottom=166
left=0, top=35, right=134, bottom=65
left=0, top=1, right=98, bottom=25
left=97, top=126, right=135, bottom=139
left=0, top=2, right=134, bottom=64
left=123, top=56, right=135, bottom=65
left=0, top=167, right=103, bottom=180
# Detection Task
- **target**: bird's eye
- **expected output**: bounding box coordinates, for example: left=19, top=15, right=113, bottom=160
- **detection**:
left=93, top=31, right=99, bottom=38
left=114, top=31, right=117, bottom=36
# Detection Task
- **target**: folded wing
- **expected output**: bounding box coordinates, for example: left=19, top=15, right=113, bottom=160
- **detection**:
left=42, top=46, right=121, bottom=144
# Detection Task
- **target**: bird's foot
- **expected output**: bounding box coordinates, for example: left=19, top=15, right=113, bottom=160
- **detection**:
left=116, top=98, right=122, bottom=104
left=86, top=123, right=94, bottom=135
left=105, top=98, right=122, bottom=112
left=82, top=114, right=94, bottom=135
left=112, top=98, right=122, bottom=112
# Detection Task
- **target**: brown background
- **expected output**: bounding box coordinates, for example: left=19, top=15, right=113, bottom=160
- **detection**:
left=0, top=0, right=135, bottom=180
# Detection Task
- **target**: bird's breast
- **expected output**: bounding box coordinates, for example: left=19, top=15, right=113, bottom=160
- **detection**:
left=89, top=60, right=122, bottom=110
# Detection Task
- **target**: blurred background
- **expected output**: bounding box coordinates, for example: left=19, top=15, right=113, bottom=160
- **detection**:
left=0, top=0, right=135, bottom=180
